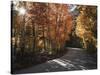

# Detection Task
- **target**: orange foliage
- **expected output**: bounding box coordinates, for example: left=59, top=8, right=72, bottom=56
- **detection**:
left=14, top=2, right=73, bottom=52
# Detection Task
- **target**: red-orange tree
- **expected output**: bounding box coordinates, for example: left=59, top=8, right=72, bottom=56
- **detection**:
left=12, top=2, right=73, bottom=54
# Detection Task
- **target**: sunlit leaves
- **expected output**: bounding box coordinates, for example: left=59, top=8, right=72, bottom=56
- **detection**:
left=13, top=2, right=73, bottom=54
left=75, top=6, right=97, bottom=50
left=48, top=4, right=73, bottom=50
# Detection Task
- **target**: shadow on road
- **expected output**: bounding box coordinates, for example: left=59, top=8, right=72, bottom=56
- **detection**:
left=12, top=47, right=97, bottom=74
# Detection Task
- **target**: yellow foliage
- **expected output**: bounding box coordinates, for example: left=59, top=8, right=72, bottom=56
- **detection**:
left=75, top=6, right=97, bottom=49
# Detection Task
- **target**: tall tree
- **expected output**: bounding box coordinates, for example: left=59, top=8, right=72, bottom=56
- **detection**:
left=12, top=2, right=73, bottom=54
left=75, top=6, right=97, bottom=51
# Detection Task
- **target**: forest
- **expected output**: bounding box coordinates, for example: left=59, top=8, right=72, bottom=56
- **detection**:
left=11, top=1, right=97, bottom=73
